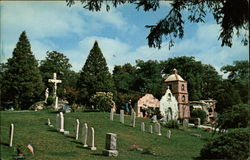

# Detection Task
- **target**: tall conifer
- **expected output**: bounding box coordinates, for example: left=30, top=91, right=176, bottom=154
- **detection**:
left=3, top=31, right=44, bottom=109
left=78, top=41, right=115, bottom=103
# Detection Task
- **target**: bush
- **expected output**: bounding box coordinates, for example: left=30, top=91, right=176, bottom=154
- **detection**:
left=190, top=109, right=207, bottom=124
left=46, top=96, right=54, bottom=106
left=200, top=128, right=249, bottom=160
left=165, top=120, right=179, bottom=129
left=90, top=92, right=114, bottom=112
left=216, top=103, right=249, bottom=130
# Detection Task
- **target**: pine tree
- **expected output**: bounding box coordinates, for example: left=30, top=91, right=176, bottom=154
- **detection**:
left=78, top=41, right=115, bottom=103
left=3, top=31, right=44, bottom=109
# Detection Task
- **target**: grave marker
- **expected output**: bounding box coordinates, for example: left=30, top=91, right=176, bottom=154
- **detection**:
left=149, top=125, right=153, bottom=134
left=110, top=109, right=114, bottom=121
left=167, top=130, right=171, bottom=139
left=75, top=119, right=80, bottom=140
left=103, top=133, right=118, bottom=157
left=141, top=122, right=145, bottom=132
left=82, top=123, right=88, bottom=147
left=9, top=123, right=14, bottom=147
left=87, top=127, right=96, bottom=150
left=155, top=123, right=162, bottom=135
left=59, top=112, right=64, bottom=132
left=120, top=110, right=124, bottom=124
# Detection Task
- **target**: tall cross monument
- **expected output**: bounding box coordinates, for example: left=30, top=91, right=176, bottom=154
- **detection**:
left=48, top=73, right=62, bottom=97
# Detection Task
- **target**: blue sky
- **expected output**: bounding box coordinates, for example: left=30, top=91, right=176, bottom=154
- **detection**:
left=1, top=1, right=248, bottom=75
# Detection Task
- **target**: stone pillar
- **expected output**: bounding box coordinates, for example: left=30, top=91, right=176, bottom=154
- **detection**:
left=103, top=133, right=118, bottom=157
left=141, top=122, right=145, bottom=132
left=9, top=123, right=14, bottom=147
left=75, top=119, right=80, bottom=140
left=167, top=129, right=171, bottom=139
left=59, top=112, right=64, bottom=132
left=55, top=96, right=58, bottom=110
left=120, top=110, right=124, bottom=124
left=82, top=123, right=88, bottom=147
left=155, top=123, right=162, bottom=135
left=149, top=125, right=153, bottom=134
left=110, top=109, right=114, bottom=121
left=87, top=127, right=96, bottom=150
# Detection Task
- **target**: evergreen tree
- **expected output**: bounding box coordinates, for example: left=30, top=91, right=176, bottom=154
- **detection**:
left=3, top=31, right=44, bottom=109
left=77, top=41, right=115, bottom=104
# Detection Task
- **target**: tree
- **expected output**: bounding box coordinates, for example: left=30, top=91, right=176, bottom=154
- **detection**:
left=77, top=41, right=115, bottom=104
left=66, top=0, right=249, bottom=49
left=2, top=31, right=44, bottom=109
left=39, top=51, right=75, bottom=97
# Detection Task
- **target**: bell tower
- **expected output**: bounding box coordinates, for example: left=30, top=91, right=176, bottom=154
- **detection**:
left=162, top=69, right=190, bottom=119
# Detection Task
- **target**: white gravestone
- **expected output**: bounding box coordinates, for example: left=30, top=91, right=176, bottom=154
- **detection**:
left=155, top=123, right=162, bottom=135
left=183, top=119, right=189, bottom=130
left=48, top=118, right=51, bottom=126
left=141, top=122, right=145, bottom=132
left=152, top=115, right=158, bottom=123
left=120, top=110, right=124, bottom=124
left=131, top=111, right=136, bottom=127
left=59, top=112, right=64, bottom=132
left=149, top=125, right=153, bottom=134
left=82, top=123, right=88, bottom=147
left=75, top=119, right=80, bottom=140
left=87, top=127, right=96, bottom=150
left=48, top=73, right=62, bottom=97
left=56, top=114, right=59, bottom=130
left=9, top=123, right=14, bottom=147
left=45, top=88, right=49, bottom=103
left=103, top=133, right=118, bottom=157
left=110, top=109, right=114, bottom=121
left=167, top=130, right=172, bottom=139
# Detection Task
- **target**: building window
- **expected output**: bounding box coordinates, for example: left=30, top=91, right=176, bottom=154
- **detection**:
left=181, top=84, right=185, bottom=91
left=182, top=95, right=185, bottom=102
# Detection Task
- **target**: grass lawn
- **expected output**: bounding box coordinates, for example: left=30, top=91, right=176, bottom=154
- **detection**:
left=0, top=110, right=213, bottom=160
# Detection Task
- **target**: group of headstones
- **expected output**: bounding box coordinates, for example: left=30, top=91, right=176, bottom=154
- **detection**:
left=47, top=112, right=118, bottom=156
left=110, top=109, right=172, bottom=139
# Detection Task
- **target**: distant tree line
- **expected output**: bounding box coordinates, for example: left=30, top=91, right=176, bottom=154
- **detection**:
left=0, top=31, right=248, bottom=117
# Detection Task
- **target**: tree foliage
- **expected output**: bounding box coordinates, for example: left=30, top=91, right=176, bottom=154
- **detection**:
left=66, top=0, right=249, bottom=49
left=78, top=41, right=115, bottom=104
left=2, top=31, right=44, bottom=109
left=89, top=92, right=114, bottom=112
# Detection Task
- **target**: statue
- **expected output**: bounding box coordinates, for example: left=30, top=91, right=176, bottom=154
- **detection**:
left=45, top=88, right=49, bottom=103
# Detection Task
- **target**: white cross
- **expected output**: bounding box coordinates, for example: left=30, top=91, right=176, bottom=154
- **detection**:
left=48, top=73, right=62, bottom=97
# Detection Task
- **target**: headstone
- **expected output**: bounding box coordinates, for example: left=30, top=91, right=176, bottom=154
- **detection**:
left=167, top=130, right=171, bottom=139
left=103, top=133, right=118, bottom=157
left=59, top=112, right=64, bottom=132
left=141, top=122, right=145, bottom=132
left=197, top=118, right=201, bottom=126
left=149, top=125, right=153, bottom=134
left=110, top=109, right=114, bottom=121
left=48, top=118, right=51, bottom=126
left=120, top=110, right=124, bottom=124
left=48, top=73, right=62, bottom=97
left=56, top=114, right=59, bottom=130
left=87, top=127, right=96, bottom=150
left=155, top=123, right=162, bottom=135
left=55, top=97, right=58, bottom=110
left=131, top=111, right=136, bottom=127
left=75, top=119, right=80, bottom=140
left=82, top=123, right=88, bottom=147
left=45, top=88, right=49, bottom=103
left=183, top=119, right=189, bottom=130
left=9, top=123, right=14, bottom=147
left=151, top=115, right=158, bottom=123
left=64, top=131, right=70, bottom=135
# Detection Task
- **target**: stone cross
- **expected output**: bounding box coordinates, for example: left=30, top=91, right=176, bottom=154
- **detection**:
left=155, top=123, right=162, bottom=135
left=120, top=110, right=124, bottom=124
left=48, top=73, right=62, bottom=97
left=110, top=109, right=114, bottom=121
left=87, top=127, right=96, bottom=150
left=167, top=129, right=171, bottom=139
left=149, top=125, right=153, bottom=134
left=82, top=123, right=88, bottom=147
left=103, top=133, right=118, bottom=157
left=75, top=119, right=80, bottom=140
left=141, top=122, right=145, bottom=132
left=59, top=112, right=64, bottom=132
left=9, top=123, right=14, bottom=147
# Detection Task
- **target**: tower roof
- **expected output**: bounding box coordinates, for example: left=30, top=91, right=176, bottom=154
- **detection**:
left=164, top=69, right=185, bottom=82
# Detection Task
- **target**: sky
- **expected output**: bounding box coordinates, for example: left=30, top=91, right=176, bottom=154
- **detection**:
left=1, top=1, right=249, bottom=75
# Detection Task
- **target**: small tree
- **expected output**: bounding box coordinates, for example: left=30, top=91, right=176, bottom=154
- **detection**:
left=90, top=92, right=114, bottom=112
left=190, top=109, right=207, bottom=124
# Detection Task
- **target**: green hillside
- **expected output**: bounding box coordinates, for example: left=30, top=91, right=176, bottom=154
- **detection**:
left=0, top=110, right=212, bottom=160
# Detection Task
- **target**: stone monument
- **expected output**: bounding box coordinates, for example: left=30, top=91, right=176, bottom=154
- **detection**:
left=103, top=133, right=118, bottom=157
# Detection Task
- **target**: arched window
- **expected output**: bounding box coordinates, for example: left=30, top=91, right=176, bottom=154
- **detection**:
left=182, top=95, right=185, bottom=102
left=168, top=93, right=171, bottom=100
left=181, top=84, right=185, bottom=91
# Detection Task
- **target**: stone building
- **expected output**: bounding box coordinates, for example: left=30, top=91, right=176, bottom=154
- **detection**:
left=189, top=100, right=217, bottom=123
left=136, top=94, right=160, bottom=118
left=162, top=69, right=190, bottom=119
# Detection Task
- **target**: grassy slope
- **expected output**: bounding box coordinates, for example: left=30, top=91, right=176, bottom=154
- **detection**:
left=0, top=110, right=212, bottom=160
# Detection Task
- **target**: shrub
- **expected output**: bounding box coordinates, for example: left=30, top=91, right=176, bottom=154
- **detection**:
left=200, top=128, right=249, bottom=160
left=190, top=109, right=207, bottom=124
left=90, top=92, right=114, bottom=112
left=46, top=96, right=54, bottom=106
left=165, top=120, right=179, bottom=129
